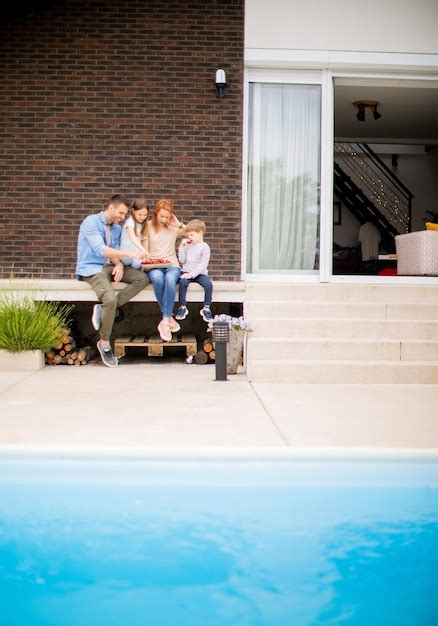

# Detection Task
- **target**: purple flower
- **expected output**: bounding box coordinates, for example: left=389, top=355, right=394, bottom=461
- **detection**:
left=208, top=314, right=251, bottom=332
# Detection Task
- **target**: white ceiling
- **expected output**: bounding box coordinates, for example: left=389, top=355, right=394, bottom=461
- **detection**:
left=334, top=79, right=438, bottom=143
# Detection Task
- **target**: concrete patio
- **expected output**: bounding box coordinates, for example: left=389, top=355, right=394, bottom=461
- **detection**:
left=0, top=361, right=437, bottom=449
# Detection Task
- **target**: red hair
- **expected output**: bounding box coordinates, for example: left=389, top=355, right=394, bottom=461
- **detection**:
left=151, top=198, right=174, bottom=231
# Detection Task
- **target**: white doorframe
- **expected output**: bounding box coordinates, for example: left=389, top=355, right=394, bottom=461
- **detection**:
left=243, top=50, right=438, bottom=284
left=330, top=69, right=438, bottom=284
left=319, top=70, right=334, bottom=283
left=242, top=68, right=324, bottom=283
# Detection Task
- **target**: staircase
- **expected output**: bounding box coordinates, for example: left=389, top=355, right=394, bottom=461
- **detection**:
left=245, top=283, right=438, bottom=384
left=334, top=142, right=413, bottom=248
left=334, top=164, right=398, bottom=252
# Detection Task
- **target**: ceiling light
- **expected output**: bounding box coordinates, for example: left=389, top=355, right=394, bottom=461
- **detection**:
left=353, top=100, right=382, bottom=122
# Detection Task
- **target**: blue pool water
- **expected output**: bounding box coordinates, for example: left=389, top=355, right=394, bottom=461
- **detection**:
left=0, top=454, right=437, bottom=626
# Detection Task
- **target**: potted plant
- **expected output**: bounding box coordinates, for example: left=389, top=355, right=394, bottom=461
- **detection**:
left=208, top=314, right=252, bottom=374
left=0, top=293, right=72, bottom=371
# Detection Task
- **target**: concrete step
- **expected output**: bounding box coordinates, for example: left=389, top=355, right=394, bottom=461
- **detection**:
left=248, top=338, right=438, bottom=361
left=245, top=301, right=386, bottom=319
left=401, top=341, right=438, bottom=360
left=248, top=359, right=438, bottom=384
left=246, top=301, right=438, bottom=320
left=387, top=303, right=438, bottom=319
left=245, top=283, right=438, bottom=303
left=247, top=338, right=401, bottom=360
left=250, top=317, right=438, bottom=340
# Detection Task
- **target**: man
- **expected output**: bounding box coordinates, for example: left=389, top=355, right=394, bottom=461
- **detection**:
left=76, top=194, right=149, bottom=367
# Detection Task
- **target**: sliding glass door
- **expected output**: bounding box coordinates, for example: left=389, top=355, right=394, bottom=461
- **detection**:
left=246, top=75, right=322, bottom=276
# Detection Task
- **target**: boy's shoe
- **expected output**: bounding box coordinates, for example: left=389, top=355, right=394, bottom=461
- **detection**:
left=175, top=305, right=189, bottom=320
left=97, top=340, right=118, bottom=368
left=200, top=306, right=213, bottom=322
left=91, top=304, right=102, bottom=330
left=169, top=317, right=181, bottom=333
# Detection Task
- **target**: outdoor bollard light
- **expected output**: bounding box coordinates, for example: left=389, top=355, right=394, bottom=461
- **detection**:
left=215, top=68, right=227, bottom=98
left=212, top=320, right=230, bottom=381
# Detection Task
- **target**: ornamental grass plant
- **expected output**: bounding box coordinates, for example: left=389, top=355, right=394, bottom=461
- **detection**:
left=0, top=294, right=72, bottom=353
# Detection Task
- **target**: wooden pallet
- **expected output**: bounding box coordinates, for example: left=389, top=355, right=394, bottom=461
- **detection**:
left=114, top=333, right=197, bottom=358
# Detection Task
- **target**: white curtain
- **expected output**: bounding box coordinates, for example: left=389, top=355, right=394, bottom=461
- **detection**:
left=248, top=83, right=321, bottom=271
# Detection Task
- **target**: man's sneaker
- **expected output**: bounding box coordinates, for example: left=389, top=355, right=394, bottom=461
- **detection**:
left=200, top=306, right=213, bottom=322
left=175, top=305, right=189, bottom=320
left=91, top=304, right=102, bottom=330
left=97, top=340, right=118, bottom=368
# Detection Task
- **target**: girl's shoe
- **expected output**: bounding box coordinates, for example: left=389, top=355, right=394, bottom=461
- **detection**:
left=169, top=317, right=181, bottom=333
left=157, top=320, right=172, bottom=342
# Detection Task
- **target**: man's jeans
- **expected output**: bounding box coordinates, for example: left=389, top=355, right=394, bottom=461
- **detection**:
left=83, top=265, right=149, bottom=340
left=147, top=266, right=181, bottom=317
left=178, top=274, right=213, bottom=306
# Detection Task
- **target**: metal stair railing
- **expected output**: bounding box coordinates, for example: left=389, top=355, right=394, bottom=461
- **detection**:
left=334, top=164, right=398, bottom=252
left=334, top=142, right=413, bottom=233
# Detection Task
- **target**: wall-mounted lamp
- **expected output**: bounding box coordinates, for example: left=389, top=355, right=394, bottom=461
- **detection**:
left=215, top=68, right=227, bottom=99
left=353, top=100, right=382, bottom=122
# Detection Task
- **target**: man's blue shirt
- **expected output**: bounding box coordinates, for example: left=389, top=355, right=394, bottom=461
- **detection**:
left=76, top=211, right=122, bottom=277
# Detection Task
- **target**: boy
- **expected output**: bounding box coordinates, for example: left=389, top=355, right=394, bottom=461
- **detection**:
left=175, top=219, right=213, bottom=322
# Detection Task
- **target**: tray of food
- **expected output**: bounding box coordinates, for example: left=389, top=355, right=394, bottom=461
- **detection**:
left=141, top=258, right=173, bottom=270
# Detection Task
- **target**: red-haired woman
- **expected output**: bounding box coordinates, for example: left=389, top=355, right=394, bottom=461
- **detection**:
left=146, top=198, right=185, bottom=341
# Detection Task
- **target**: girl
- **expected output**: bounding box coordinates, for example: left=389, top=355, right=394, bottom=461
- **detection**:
left=120, top=197, right=149, bottom=269
left=146, top=198, right=185, bottom=342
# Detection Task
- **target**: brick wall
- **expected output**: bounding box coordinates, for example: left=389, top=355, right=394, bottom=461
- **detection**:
left=0, top=0, right=244, bottom=280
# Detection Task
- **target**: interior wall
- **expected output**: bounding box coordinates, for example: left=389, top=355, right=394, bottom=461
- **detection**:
left=379, top=153, right=438, bottom=232
left=335, top=152, right=438, bottom=247
left=333, top=200, right=361, bottom=248
left=246, top=0, right=438, bottom=55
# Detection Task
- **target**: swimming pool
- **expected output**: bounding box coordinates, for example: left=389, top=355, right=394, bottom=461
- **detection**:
left=1, top=449, right=437, bottom=626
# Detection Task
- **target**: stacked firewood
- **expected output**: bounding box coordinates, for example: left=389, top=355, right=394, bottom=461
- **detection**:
left=194, top=338, right=216, bottom=364
left=45, top=334, right=96, bottom=366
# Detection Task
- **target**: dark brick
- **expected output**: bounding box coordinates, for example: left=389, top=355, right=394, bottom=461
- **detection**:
left=0, top=0, right=244, bottom=281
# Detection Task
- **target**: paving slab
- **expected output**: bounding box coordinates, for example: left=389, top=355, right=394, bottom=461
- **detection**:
left=1, top=364, right=437, bottom=449
left=0, top=371, right=33, bottom=393
left=253, top=383, right=438, bottom=448
left=0, top=363, right=285, bottom=447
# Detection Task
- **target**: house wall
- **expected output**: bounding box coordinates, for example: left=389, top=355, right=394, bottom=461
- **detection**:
left=0, top=0, right=244, bottom=280
left=246, top=0, right=438, bottom=55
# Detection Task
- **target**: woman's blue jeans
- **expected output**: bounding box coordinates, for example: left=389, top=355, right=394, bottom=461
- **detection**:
left=148, top=266, right=182, bottom=317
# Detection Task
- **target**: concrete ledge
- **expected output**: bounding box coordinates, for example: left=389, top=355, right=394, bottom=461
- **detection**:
left=0, top=278, right=245, bottom=303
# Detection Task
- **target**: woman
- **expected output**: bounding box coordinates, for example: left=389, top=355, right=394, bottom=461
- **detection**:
left=146, top=198, right=185, bottom=342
